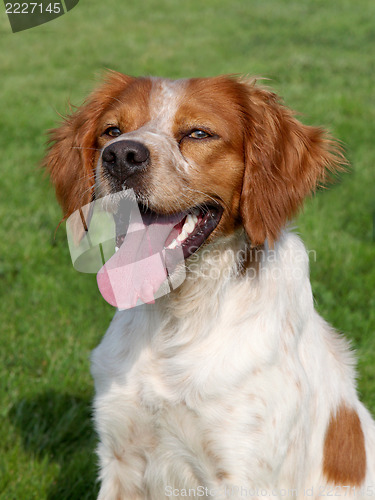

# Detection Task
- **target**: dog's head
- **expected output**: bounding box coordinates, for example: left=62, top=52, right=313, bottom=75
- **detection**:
left=45, top=72, right=344, bottom=256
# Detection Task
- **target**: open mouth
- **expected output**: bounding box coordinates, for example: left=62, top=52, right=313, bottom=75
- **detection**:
left=115, top=203, right=224, bottom=260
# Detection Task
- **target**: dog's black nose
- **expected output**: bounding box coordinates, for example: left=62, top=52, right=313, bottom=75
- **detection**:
left=102, top=140, right=150, bottom=183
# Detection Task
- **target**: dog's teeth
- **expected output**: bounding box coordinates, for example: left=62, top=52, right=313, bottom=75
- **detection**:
left=182, top=214, right=198, bottom=235
left=177, top=230, right=188, bottom=242
left=167, top=239, right=178, bottom=249
left=115, top=246, right=119, bottom=253
left=166, top=214, right=199, bottom=250
left=184, top=219, right=195, bottom=234
left=191, top=214, right=198, bottom=224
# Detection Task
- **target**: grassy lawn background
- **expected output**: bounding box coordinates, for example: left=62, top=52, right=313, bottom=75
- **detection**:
left=1, top=0, right=374, bottom=498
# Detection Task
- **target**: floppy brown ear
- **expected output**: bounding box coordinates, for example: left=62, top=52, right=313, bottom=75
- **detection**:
left=44, top=71, right=134, bottom=218
left=239, top=84, right=345, bottom=246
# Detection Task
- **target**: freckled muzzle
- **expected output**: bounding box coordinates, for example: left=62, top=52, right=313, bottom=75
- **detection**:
left=66, top=189, right=223, bottom=310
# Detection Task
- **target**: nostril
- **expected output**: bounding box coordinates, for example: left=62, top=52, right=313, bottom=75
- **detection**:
left=126, top=145, right=150, bottom=165
left=102, top=147, right=116, bottom=164
left=126, top=151, right=137, bottom=164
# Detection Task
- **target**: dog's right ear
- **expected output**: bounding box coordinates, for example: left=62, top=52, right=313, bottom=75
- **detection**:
left=44, top=71, right=134, bottom=218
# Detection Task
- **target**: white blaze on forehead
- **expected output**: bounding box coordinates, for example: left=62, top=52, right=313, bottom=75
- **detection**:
left=96, top=77, right=193, bottom=184
left=135, top=77, right=192, bottom=175
left=148, top=78, right=188, bottom=134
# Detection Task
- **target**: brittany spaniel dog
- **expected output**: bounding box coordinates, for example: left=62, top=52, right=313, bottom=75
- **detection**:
left=45, top=72, right=375, bottom=499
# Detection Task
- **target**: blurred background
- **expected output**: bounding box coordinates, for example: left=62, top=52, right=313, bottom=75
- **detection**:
left=1, top=0, right=374, bottom=498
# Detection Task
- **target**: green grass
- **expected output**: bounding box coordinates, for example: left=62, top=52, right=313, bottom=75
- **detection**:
left=1, top=0, right=375, bottom=497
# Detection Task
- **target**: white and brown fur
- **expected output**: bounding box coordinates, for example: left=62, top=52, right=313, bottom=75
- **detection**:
left=45, top=73, right=375, bottom=499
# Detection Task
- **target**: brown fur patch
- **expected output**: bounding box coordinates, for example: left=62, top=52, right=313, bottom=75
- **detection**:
left=323, top=404, right=366, bottom=486
left=216, top=469, right=230, bottom=481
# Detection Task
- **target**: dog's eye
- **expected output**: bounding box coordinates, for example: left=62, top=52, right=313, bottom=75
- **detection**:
left=103, top=126, right=122, bottom=138
left=188, top=130, right=211, bottom=140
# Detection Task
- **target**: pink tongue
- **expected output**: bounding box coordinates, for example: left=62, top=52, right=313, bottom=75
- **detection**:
left=96, top=212, right=185, bottom=309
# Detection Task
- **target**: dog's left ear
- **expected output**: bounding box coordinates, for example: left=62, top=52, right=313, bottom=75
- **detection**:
left=239, top=83, right=346, bottom=246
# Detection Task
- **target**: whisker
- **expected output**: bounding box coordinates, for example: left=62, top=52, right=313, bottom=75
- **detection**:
left=71, top=147, right=102, bottom=152
left=160, top=183, right=190, bottom=213
left=183, top=186, right=230, bottom=212
left=75, top=172, right=96, bottom=183
left=78, top=183, right=95, bottom=202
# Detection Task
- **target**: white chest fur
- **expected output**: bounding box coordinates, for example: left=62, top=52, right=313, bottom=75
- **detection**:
left=91, top=232, right=374, bottom=499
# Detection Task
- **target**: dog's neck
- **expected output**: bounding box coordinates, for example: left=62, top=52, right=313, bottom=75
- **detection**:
left=161, top=229, right=251, bottom=305
left=153, top=229, right=315, bottom=333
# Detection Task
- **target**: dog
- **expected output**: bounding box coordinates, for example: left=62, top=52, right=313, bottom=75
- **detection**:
left=45, top=72, right=375, bottom=499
